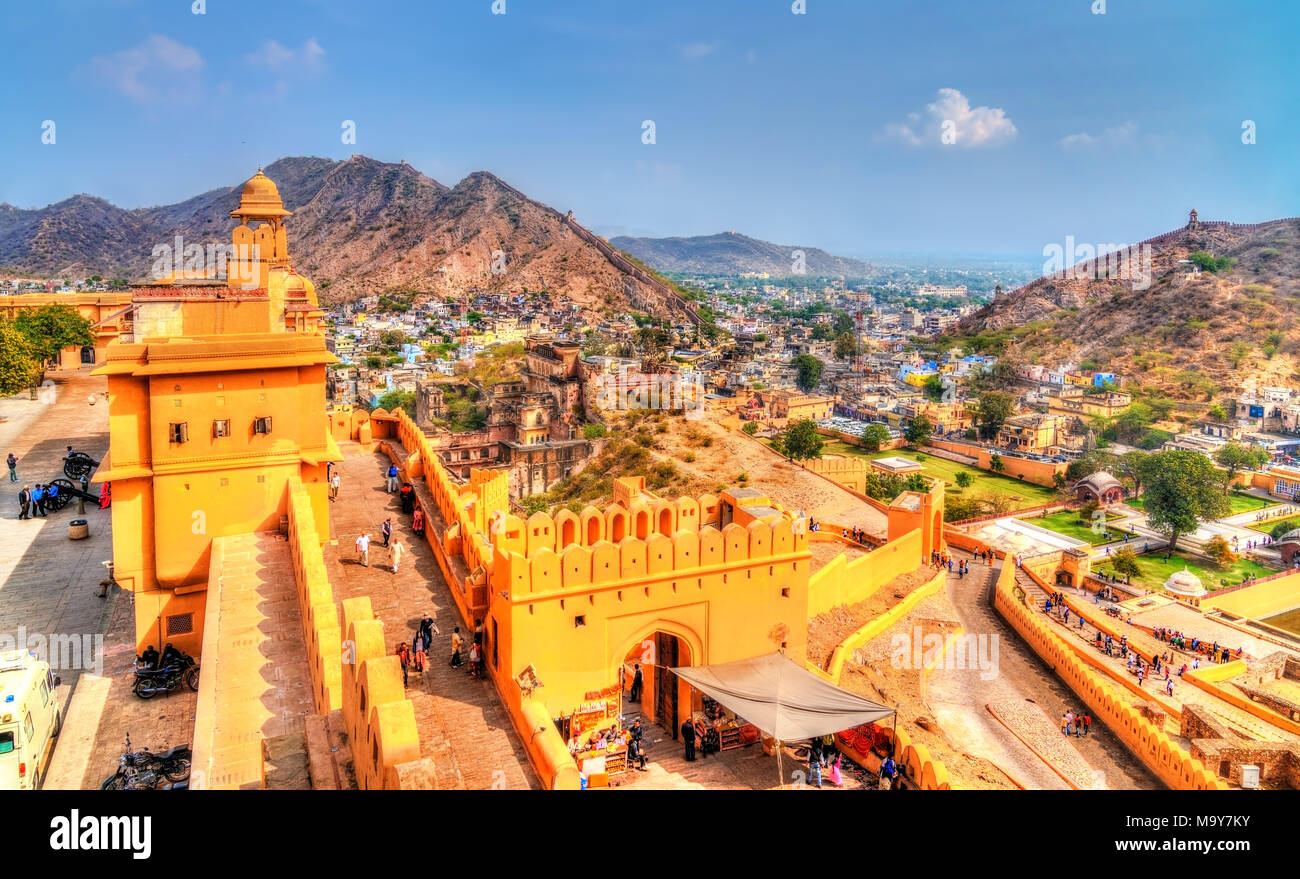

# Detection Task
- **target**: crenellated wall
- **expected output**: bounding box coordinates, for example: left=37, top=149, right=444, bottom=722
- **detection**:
left=338, top=596, right=432, bottom=790
left=285, top=477, right=343, bottom=713
left=992, top=561, right=1226, bottom=790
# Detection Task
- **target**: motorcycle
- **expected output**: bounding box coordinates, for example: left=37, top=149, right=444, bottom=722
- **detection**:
left=101, top=734, right=192, bottom=790
left=131, top=650, right=200, bottom=699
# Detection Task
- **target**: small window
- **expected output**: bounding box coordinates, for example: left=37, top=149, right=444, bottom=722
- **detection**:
left=39, top=680, right=48, bottom=706
left=166, top=612, right=194, bottom=636
left=23, top=713, right=34, bottom=741
left=254, top=416, right=272, bottom=435
left=574, top=615, right=586, bottom=628
left=212, top=419, right=231, bottom=438
left=169, top=422, right=189, bottom=443
left=0, top=731, right=12, bottom=754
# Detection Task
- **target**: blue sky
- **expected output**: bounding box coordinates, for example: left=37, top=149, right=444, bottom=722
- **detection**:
left=2, top=0, right=1297, bottom=258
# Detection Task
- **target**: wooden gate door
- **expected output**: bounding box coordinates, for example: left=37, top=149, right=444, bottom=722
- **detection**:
left=655, top=633, right=679, bottom=739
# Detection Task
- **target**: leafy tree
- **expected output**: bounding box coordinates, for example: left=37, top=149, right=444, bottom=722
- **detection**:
left=1137, top=450, right=1231, bottom=550
left=832, top=332, right=856, bottom=361
left=791, top=354, right=824, bottom=392
left=1206, top=403, right=1227, bottom=421
left=0, top=319, right=38, bottom=395
left=1270, top=521, right=1298, bottom=542
left=1204, top=535, right=1237, bottom=569
left=1187, top=251, right=1233, bottom=274
left=904, top=473, right=928, bottom=493
left=742, top=421, right=759, bottom=436
left=376, top=389, right=417, bottom=417
left=582, top=423, right=607, bottom=439
left=782, top=419, right=824, bottom=461
left=1113, top=450, right=1149, bottom=497
left=904, top=415, right=933, bottom=446
left=990, top=453, right=1005, bottom=474
left=1111, top=547, right=1141, bottom=579
left=954, top=471, right=974, bottom=490
left=860, top=423, right=891, bottom=452
left=971, top=391, right=1015, bottom=439
left=922, top=374, right=946, bottom=403
left=1213, top=443, right=1269, bottom=492
left=14, top=305, right=94, bottom=381
left=831, top=310, right=856, bottom=337
left=1052, top=472, right=1066, bottom=491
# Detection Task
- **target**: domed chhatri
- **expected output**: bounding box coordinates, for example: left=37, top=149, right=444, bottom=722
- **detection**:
left=230, top=168, right=292, bottom=219
left=1164, top=567, right=1207, bottom=598
left=1074, top=470, right=1124, bottom=505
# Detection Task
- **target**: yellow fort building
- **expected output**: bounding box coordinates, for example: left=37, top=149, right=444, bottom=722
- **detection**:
left=93, top=171, right=338, bottom=658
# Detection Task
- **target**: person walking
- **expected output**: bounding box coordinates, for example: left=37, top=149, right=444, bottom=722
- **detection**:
left=807, top=738, right=823, bottom=788
left=6, top=453, right=16, bottom=482
left=628, top=662, right=643, bottom=703
left=396, top=642, right=410, bottom=686
left=381, top=517, right=393, bottom=547
left=329, top=471, right=340, bottom=501
left=468, top=641, right=481, bottom=679
left=355, top=532, right=370, bottom=567
left=18, top=484, right=30, bottom=520
left=31, top=484, right=46, bottom=517
left=681, top=718, right=696, bottom=762
left=412, top=507, right=425, bottom=538
left=1081, top=714, right=1091, bottom=737
left=390, top=538, right=405, bottom=574
left=411, top=633, right=426, bottom=674
left=450, top=626, right=464, bottom=668
left=419, top=615, right=436, bottom=654
left=386, top=464, right=399, bottom=493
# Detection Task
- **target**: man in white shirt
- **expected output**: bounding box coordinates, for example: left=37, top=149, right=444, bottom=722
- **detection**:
left=356, top=532, right=370, bottom=567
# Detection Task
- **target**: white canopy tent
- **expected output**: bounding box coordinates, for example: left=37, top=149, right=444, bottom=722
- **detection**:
left=671, top=652, right=893, bottom=741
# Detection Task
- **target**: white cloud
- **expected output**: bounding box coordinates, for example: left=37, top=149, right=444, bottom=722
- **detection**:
left=680, top=42, right=719, bottom=60
left=1060, top=121, right=1139, bottom=150
left=245, top=37, right=326, bottom=74
left=878, top=88, right=1017, bottom=148
left=84, top=35, right=203, bottom=103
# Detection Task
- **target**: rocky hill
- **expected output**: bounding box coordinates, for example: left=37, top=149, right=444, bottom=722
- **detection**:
left=610, top=230, right=873, bottom=277
left=0, top=155, right=695, bottom=318
left=950, top=215, right=1300, bottom=399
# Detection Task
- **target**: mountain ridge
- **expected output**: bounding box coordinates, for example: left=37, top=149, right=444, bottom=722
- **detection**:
left=610, top=230, right=874, bottom=277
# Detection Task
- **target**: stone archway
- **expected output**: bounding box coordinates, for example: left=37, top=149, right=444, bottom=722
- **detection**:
left=80, top=345, right=96, bottom=365
left=614, top=621, right=704, bottom=741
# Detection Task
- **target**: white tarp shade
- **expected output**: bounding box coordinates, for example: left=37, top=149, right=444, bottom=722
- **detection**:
left=671, top=652, right=893, bottom=741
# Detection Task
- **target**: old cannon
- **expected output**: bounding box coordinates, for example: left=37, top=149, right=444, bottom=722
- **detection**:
left=42, top=478, right=102, bottom=513
left=63, top=452, right=100, bottom=482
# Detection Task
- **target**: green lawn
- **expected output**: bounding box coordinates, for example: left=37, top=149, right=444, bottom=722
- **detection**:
left=1092, top=549, right=1274, bottom=593
left=1127, top=491, right=1275, bottom=516
left=1020, top=509, right=1127, bottom=545
left=1248, top=515, right=1300, bottom=535
left=817, top=441, right=1058, bottom=510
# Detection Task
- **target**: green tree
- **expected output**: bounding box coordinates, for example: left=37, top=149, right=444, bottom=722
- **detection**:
left=1111, top=546, right=1141, bottom=579
left=791, top=354, right=825, bottom=392
left=860, top=423, right=892, bottom=452
left=376, top=389, right=417, bottom=417
left=990, top=453, right=1005, bottom=474
left=1138, top=450, right=1231, bottom=550
left=14, top=305, right=94, bottom=381
left=831, top=310, right=856, bottom=337
left=905, top=414, right=933, bottom=446
left=742, top=421, right=759, bottom=436
left=782, top=419, right=824, bottom=461
left=922, top=374, right=946, bottom=403
left=1206, top=403, right=1227, bottom=421
left=954, top=471, right=974, bottom=490
left=1204, top=535, right=1237, bottom=569
left=1213, top=443, right=1269, bottom=492
left=971, top=391, right=1015, bottom=439
left=1053, top=472, right=1066, bottom=491
left=582, top=423, right=607, bottom=439
left=832, top=332, right=857, bottom=361
left=1114, top=450, right=1149, bottom=498
left=0, top=319, right=38, bottom=395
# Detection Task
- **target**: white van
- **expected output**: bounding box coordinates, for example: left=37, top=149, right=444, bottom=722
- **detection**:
left=0, top=651, right=63, bottom=790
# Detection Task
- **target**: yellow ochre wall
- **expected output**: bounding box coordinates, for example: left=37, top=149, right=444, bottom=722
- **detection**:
left=1205, top=571, right=1300, bottom=620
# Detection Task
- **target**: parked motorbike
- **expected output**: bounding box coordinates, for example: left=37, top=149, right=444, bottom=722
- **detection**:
left=101, top=734, right=192, bottom=790
left=131, top=650, right=200, bottom=699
